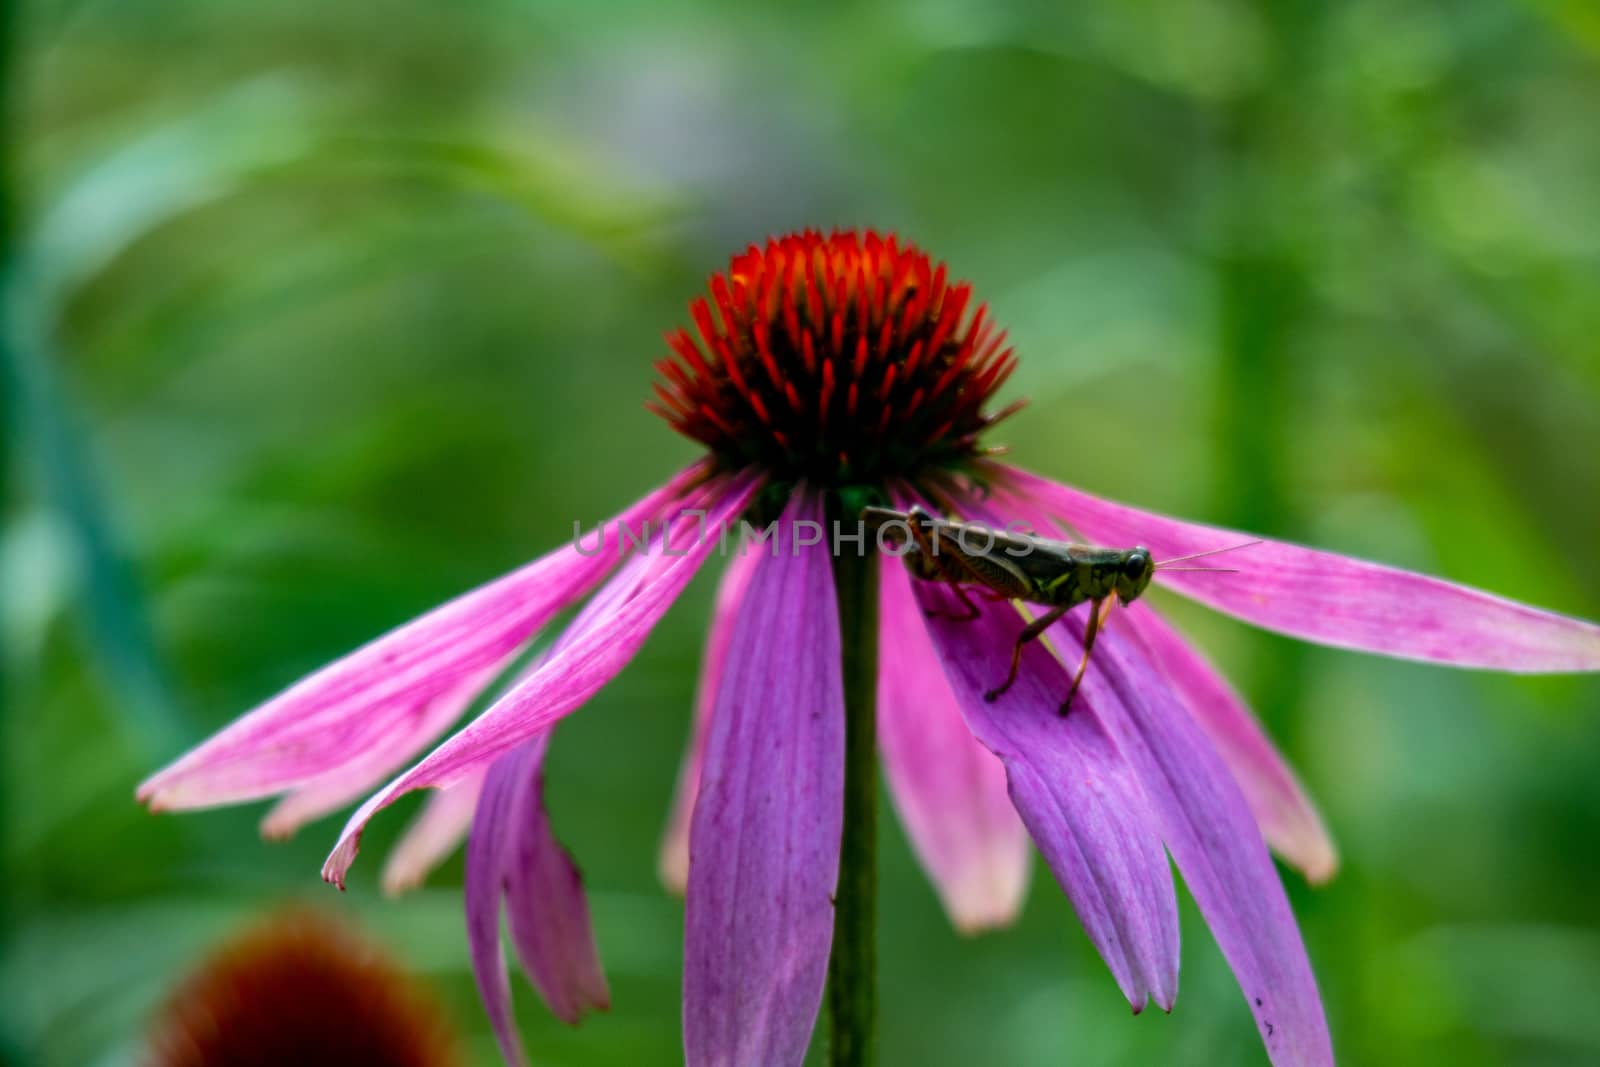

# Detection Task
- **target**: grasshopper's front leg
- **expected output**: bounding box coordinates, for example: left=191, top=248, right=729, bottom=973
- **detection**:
left=984, top=603, right=1072, bottom=703
left=1060, top=598, right=1114, bottom=714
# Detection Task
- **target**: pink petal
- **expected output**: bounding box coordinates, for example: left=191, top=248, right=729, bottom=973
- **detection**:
left=1055, top=610, right=1333, bottom=1066
left=877, top=554, right=1030, bottom=933
left=1125, top=604, right=1337, bottom=884
left=467, top=735, right=610, bottom=1067
left=324, top=471, right=760, bottom=887
left=139, top=463, right=710, bottom=811
left=379, top=590, right=621, bottom=896
left=659, top=547, right=763, bottom=894
left=683, top=489, right=843, bottom=1067
left=380, top=770, right=484, bottom=896
left=990, top=492, right=1337, bottom=884
left=914, top=580, right=1179, bottom=1013
left=260, top=668, right=496, bottom=840
left=998, top=464, right=1600, bottom=672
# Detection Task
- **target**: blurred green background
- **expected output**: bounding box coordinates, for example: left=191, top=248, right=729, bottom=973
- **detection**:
left=4, top=1, right=1600, bottom=1064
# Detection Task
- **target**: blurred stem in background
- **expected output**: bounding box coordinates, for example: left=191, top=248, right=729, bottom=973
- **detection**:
left=1212, top=0, right=1321, bottom=750
left=0, top=3, right=188, bottom=761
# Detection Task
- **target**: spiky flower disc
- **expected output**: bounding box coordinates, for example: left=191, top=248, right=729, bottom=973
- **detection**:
left=649, top=230, right=1019, bottom=485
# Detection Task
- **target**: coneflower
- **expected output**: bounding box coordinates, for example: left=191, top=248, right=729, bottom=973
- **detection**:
left=143, top=908, right=460, bottom=1067
left=140, top=230, right=1600, bottom=1066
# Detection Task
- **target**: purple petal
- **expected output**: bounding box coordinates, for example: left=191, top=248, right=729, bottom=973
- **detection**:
left=1052, top=610, right=1333, bottom=1066
left=468, top=735, right=610, bottom=1067
left=914, top=578, right=1180, bottom=1013
left=380, top=770, right=484, bottom=896
left=1125, top=604, right=1337, bottom=884
left=324, top=471, right=760, bottom=887
left=999, top=464, right=1600, bottom=672
left=878, top=556, right=1030, bottom=933
left=660, top=547, right=763, bottom=894
left=988, top=492, right=1337, bottom=884
left=139, top=463, right=710, bottom=811
left=683, top=489, right=843, bottom=1067
left=499, top=744, right=612, bottom=1024
left=465, top=746, right=526, bottom=1067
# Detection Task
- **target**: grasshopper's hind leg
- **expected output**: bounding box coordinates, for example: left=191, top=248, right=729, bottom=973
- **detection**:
left=984, top=603, right=1071, bottom=703
left=906, top=521, right=985, bottom=621
left=1060, top=598, right=1114, bottom=714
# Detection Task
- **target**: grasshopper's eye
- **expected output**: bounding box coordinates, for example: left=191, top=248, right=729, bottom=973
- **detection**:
left=1122, top=551, right=1151, bottom=580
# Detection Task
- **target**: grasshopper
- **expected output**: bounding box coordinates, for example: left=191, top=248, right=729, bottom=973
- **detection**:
left=862, top=505, right=1250, bottom=713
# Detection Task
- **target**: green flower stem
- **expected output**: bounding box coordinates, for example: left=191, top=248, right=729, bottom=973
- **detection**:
left=826, top=494, right=879, bottom=1067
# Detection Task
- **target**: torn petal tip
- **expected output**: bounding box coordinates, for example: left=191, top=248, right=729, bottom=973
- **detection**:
left=321, top=855, right=353, bottom=891
left=572, top=986, right=613, bottom=1021
left=136, top=776, right=169, bottom=809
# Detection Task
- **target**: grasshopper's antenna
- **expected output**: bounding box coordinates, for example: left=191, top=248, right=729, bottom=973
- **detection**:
left=1157, top=566, right=1239, bottom=573
left=1155, top=540, right=1262, bottom=568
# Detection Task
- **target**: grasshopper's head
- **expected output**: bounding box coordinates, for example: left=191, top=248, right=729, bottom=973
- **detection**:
left=1113, top=548, right=1155, bottom=604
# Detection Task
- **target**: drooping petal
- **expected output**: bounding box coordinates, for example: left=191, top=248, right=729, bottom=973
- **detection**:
left=683, top=489, right=843, bottom=1067
left=458, top=566, right=652, bottom=1055
left=659, top=546, right=763, bottom=894
left=997, top=463, right=1600, bottom=672
left=381, top=770, right=485, bottom=896
left=988, top=492, right=1337, bottom=884
left=379, top=574, right=635, bottom=896
left=140, top=463, right=711, bottom=811
left=505, top=772, right=611, bottom=1025
left=1124, top=604, right=1337, bottom=884
left=914, top=580, right=1180, bottom=1013
left=465, top=744, right=527, bottom=1067
left=467, top=735, right=609, bottom=1067
left=260, top=668, right=497, bottom=840
left=1051, top=609, right=1333, bottom=1066
left=877, top=554, right=1030, bottom=933
left=324, top=471, right=760, bottom=886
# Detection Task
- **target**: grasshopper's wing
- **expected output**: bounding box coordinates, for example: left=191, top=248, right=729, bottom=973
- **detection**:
left=925, top=525, right=1037, bottom=600
left=1003, top=537, right=1081, bottom=582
